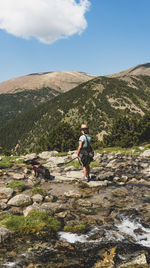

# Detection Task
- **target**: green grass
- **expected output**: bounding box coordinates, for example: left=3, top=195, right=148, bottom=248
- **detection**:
left=66, top=160, right=81, bottom=169
left=31, top=186, right=48, bottom=197
left=64, top=222, right=86, bottom=233
left=95, top=145, right=146, bottom=156
left=90, top=161, right=99, bottom=168
left=0, top=155, right=24, bottom=169
left=7, top=181, right=26, bottom=192
left=0, top=210, right=61, bottom=234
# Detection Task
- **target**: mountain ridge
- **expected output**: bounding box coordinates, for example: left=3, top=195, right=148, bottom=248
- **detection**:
left=108, top=63, right=150, bottom=78
left=0, top=71, right=95, bottom=94
left=1, top=74, right=150, bottom=153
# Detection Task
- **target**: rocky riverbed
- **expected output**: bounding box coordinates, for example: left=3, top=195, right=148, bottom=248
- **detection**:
left=1, top=150, right=150, bottom=267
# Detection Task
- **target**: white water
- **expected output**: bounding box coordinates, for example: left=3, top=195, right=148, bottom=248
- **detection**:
left=58, top=226, right=100, bottom=244
left=2, top=262, right=18, bottom=267
left=116, top=218, right=150, bottom=248
left=59, top=218, right=150, bottom=248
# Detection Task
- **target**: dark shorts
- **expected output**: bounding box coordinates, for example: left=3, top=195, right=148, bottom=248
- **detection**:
left=79, top=148, right=93, bottom=167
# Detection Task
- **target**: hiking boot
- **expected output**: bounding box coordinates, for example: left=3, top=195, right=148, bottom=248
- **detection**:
left=82, top=177, right=88, bottom=181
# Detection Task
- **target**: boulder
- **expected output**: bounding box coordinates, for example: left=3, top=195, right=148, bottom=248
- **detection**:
left=8, top=194, right=32, bottom=207
left=112, top=188, right=128, bottom=197
left=140, top=149, right=150, bottom=157
left=12, top=173, right=25, bottom=180
left=119, top=253, right=147, bottom=267
left=65, top=171, right=83, bottom=179
left=23, top=153, right=37, bottom=160
left=23, top=203, right=40, bottom=217
left=0, top=226, right=14, bottom=243
left=0, top=200, right=8, bottom=210
left=41, top=202, right=65, bottom=214
left=38, top=151, right=58, bottom=159
left=32, top=194, right=43, bottom=203
left=0, top=187, right=14, bottom=200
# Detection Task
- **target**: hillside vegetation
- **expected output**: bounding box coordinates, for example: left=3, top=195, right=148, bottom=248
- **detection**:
left=1, top=75, right=150, bottom=153
left=0, top=87, right=60, bottom=127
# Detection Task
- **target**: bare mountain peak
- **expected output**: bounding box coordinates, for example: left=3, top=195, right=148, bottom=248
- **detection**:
left=109, top=62, right=150, bottom=78
left=0, top=71, right=95, bottom=94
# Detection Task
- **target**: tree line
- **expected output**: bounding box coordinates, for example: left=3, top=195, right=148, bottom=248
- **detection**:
left=103, top=112, right=150, bottom=147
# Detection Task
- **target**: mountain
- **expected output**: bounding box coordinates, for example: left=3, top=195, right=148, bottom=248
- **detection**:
left=0, top=71, right=95, bottom=127
left=0, top=71, right=95, bottom=94
left=0, top=87, right=60, bottom=127
left=109, top=63, right=150, bottom=78
left=1, top=74, right=150, bottom=153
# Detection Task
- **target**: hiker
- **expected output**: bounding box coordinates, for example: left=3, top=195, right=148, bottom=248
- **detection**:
left=76, top=124, right=93, bottom=181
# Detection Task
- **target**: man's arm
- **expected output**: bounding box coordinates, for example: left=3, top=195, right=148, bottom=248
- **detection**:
left=76, top=141, right=83, bottom=158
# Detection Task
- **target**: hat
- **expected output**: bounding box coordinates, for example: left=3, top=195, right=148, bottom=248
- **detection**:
left=81, top=124, right=88, bottom=129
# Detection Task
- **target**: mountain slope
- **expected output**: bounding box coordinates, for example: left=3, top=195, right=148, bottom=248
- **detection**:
left=0, top=87, right=60, bottom=127
left=1, top=75, right=150, bottom=153
left=0, top=71, right=95, bottom=127
left=109, top=63, right=150, bottom=78
left=0, top=71, right=95, bottom=94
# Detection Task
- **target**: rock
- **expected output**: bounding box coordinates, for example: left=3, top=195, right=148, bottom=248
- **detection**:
left=112, top=188, right=128, bottom=197
left=45, top=157, right=68, bottom=167
left=65, top=171, right=83, bottom=179
left=23, top=153, right=37, bottom=160
left=12, top=173, right=25, bottom=180
left=8, top=194, right=32, bottom=207
left=140, top=149, right=150, bottom=157
left=119, top=253, right=147, bottom=267
left=0, top=226, right=14, bottom=243
left=45, top=195, right=55, bottom=202
left=97, top=172, right=114, bottom=181
left=23, top=168, right=31, bottom=174
left=106, top=159, right=117, bottom=168
left=93, top=247, right=116, bottom=268
left=76, top=199, right=92, bottom=207
left=88, top=181, right=108, bottom=188
left=38, top=151, right=58, bottom=159
left=54, top=175, right=78, bottom=182
left=41, top=202, right=65, bottom=214
left=139, top=146, right=144, bottom=150
left=64, top=190, right=81, bottom=198
left=27, top=176, right=41, bottom=186
left=0, top=187, right=14, bottom=200
left=23, top=203, right=40, bottom=217
left=32, top=194, right=43, bottom=203
left=141, top=167, right=150, bottom=176
left=55, top=211, right=68, bottom=218
left=64, top=166, right=77, bottom=171
left=0, top=200, right=8, bottom=210
left=0, top=157, right=2, bottom=161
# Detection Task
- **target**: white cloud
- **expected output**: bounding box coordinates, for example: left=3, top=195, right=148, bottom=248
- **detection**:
left=0, top=0, right=90, bottom=44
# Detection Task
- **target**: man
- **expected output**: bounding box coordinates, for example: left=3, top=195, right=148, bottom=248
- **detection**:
left=76, top=124, right=93, bottom=181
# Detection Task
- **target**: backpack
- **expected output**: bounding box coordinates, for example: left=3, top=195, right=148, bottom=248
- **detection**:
left=79, top=135, right=94, bottom=165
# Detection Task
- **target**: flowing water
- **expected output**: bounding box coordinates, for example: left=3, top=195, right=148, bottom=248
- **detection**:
left=1, top=216, right=150, bottom=267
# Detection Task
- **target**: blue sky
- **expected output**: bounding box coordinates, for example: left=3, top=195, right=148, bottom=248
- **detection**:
left=0, top=0, right=150, bottom=82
